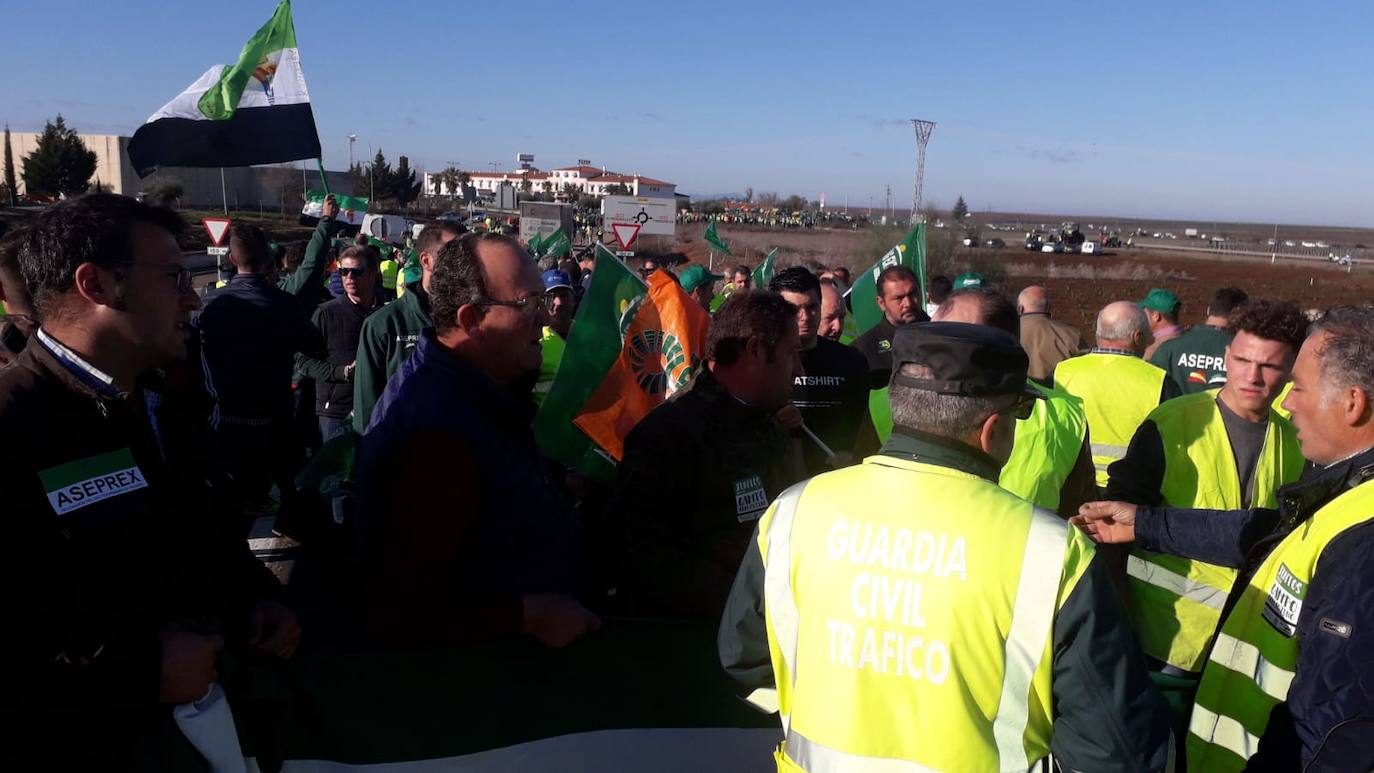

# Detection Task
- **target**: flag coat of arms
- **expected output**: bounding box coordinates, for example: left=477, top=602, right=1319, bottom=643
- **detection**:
left=534, top=246, right=711, bottom=477
left=127, top=1, right=321, bottom=176
left=849, top=224, right=926, bottom=336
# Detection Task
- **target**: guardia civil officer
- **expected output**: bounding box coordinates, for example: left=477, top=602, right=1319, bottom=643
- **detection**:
left=720, top=322, right=1172, bottom=772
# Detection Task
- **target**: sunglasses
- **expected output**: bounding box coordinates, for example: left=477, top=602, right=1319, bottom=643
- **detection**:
left=337, top=267, right=370, bottom=278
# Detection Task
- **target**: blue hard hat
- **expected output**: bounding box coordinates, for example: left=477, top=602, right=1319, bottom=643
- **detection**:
left=542, top=270, right=573, bottom=291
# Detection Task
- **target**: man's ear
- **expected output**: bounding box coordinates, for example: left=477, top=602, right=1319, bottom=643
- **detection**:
left=72, top=262, right=119, bottom=308
left=743, top=334, right=765, bottom=365
left=455, top=303, right=484, bottom=335
left=1345, top=387, right=1371, bottom=428
left=977, top=411, right=1004, bottom=456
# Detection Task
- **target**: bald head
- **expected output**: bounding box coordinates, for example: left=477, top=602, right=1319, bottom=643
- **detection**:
left=1096, top=301, right=1149, bottom=353
left=1017, top=285, right=1050, bottom=315
left=933, top=288, right=1019, bottom=336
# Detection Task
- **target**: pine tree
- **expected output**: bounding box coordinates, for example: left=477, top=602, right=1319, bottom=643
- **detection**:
left=3, top=124, right=16, bottom=206
left=951, top=195, right=969, bottom=221
left=391, top=155, right=421, bottom=206
left=21, top=115, right=97, bottom=198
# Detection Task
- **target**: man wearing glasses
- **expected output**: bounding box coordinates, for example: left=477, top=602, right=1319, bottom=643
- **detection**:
left=0, top=194, right=299, bottom=768
left=358, top=232, right=599, bottom=648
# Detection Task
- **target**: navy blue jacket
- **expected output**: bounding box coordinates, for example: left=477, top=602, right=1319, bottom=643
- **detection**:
left=197, top=274, right=321, bottom=425
left=1137, top=446, right=1374, bottom=771
left=356, top=330, right=581, bottom=644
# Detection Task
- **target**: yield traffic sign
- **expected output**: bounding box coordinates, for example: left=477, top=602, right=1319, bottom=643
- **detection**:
left=611, top=223, right=641, bottom=251
left=203, top=217, right=232, bottom=247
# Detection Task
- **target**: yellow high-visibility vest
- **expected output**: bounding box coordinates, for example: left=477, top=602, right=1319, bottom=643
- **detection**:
left=1127, top=390, right=1304, bottom=672
left=1054, top=351, right=1167, bottom=487
left=758, top=455, right=1094, bottom=771
left=379, top=259, right=399, bottom=290
left=1187, top=478, right=1374, bottom=771
left=999, top=381, right=1088, bottom=510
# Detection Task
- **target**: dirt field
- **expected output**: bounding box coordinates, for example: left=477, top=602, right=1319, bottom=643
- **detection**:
left=661, top=222, right=1374, bottom=335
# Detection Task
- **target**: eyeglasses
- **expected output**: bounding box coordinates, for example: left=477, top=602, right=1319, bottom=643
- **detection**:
left=479, top=291, right=555, bottom=316
left=337, top=267, right=370, bottom=278
left=115, top=262, right=193, bottom=294
left=1007, top=396, right=1036, bottom=421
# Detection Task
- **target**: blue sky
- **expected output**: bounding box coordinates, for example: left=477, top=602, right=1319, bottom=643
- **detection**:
left=4, top=0, right=1372, bottom=225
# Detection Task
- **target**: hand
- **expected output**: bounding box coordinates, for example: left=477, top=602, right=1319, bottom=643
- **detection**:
left=247, top=599, right=302, bottom=659
left=775, top=403, right=803, bottom=430
left=343, top=361, right=357, bottom=382
left=1070, top=501, right=1139, bottom=544
left=321, top=194, right=339, bottom=220
left=521, top=593, right=601, bottom=648
left=159, top=630, right=223, bottom=704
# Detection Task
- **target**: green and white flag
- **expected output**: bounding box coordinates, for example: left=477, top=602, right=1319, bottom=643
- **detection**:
left=751, top=248, right=777, bottom=288
left=527, top=230, right=546, bottom=257
left=543, top=228, right=572, bottom=259
left=704, top=221, right=731, bottom=256
left=301, top=189, right=367, bottom=227
left=127, top=1, right=321, bottom=177
left=849, top=224, right=926, bottom=336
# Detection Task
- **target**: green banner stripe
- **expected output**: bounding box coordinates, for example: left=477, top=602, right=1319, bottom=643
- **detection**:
left=38, top=448, right=139, bottom=492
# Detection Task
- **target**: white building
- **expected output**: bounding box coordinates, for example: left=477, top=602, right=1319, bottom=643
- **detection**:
left=424, top=161, right=675, bottom=200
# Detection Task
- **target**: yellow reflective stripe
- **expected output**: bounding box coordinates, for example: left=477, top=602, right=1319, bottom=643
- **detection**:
left=1208, top=632, right=1295, bottom=701
left=762, top=482, right=808, bottom=733
left=1127, top=555, right=1227, bottom=611
left=786, top=728, right=942, bottom=773
left=992, top=508, right=1067, bottom=771
left=744, top=687, right=779, bottom=714
left=1190, top=705, right=1261, bottom=762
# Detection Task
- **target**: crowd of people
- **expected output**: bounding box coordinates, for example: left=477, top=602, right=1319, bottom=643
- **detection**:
left=1, top=192, right=1373, bottom=771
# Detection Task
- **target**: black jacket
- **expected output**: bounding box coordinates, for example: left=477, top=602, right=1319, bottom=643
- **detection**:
left=604, top=369, right=806, bottom=620
left=295, top=294, right=381, bottom=419
left=1136, top=446, right=1374, bottom=771
left=718, top=428, right=1174, bottom=772
left=198, top=273, right=322, bottom=424
left=0, top=333, right=281, bottom=769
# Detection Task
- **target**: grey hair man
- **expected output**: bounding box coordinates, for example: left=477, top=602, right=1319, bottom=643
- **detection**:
left=1017, top=285, right=1084, bottom=384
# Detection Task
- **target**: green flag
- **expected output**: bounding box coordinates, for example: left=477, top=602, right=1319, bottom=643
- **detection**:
left=527, top=231, right=545, bottom=257
left=751, top=248, right=777, bottom=288
left=196, top=1, right=299, bottom=120
left=302, top=189, right=367, bottom=227
left=544, top=228, right=571, bottom=258
left=533, top=244, right=648, bottom=479
left=849, top=224, right=926, bottom=336
left=704, top=221, right=731, bottom=256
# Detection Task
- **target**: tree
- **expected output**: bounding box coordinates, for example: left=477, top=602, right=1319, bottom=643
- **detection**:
left=780, top=194, right=807, bottom=212
left=756, top=191, right=779, bottom=208
left=540, top=180, right=552, bottom=195
left=605, top=183, right=631, bottom=196
left=360, top=149, right=392, bottom=202
left=391, top=155, right=421, bottom=207
left=743, top=186, right=754, bottom=204
left=560, top=182, right=579, bottom=201
left=21, top=115, right=97, bottom=198
left=3, top=124, right=16, bottom=206
left=951, top=195, right=969, bottom=222
left=145, top=179, right=184, bottom=207
left=520, top=176, right=533, bottom=194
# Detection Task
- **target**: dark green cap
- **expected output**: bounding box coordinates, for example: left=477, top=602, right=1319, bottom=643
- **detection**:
left=1139, top=288, right=1181, bottom=314
left=679, top=264, right=724, bottom=292
left=953, top=272, right=985, bottom=289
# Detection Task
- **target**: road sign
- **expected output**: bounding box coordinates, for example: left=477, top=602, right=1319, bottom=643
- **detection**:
left=611, top=223, right=641, bottom=251
left=203, top=217, right=232, bottom=247
left=601, top=196, right=675, bottom=236
left=207, top=246, right=229, bottom=256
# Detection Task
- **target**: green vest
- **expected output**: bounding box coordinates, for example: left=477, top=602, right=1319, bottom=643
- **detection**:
left=1054, top=352, right=1167, bottom=487
left=379, top=259, right=399, bottom=290
left=1127, top=391, right=1304, bottom=672
left=869, top=387, right=892, bottom=443
left=758, top=456, right=1094, bottom=771
left=1187, top=479, right=1374, bottom=771
left=533, top=326, right=565, bottom=407
left=999, top=381, right=1088, bottom=511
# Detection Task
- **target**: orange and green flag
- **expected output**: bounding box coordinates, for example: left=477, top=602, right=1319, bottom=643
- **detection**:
left=533, top=245, right=711, bottom=478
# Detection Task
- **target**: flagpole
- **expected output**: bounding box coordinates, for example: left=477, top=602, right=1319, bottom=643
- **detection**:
left=219, top=168, right=228, bottom=214
left=316, top=158, right=330, bottom=196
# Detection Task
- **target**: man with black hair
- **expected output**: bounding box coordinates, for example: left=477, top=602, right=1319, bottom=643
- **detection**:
left=198, top=220, right=323, bottom=528
left=607, top=290, right=806, bottom=619
left=1150, top=286, right=1249, bottom=394
left=0, top=230, right=36, bottom=366
left=768, top=267, right=873, bottom=474
left=0, top=194, right=297, bottom=768
left=925, top=274, right=953, bottom=318
left=357, top=232, right=597, bottom=648
left=352, top=219, right=464, bottom=433
left=851, top=264, right=930, bottom=388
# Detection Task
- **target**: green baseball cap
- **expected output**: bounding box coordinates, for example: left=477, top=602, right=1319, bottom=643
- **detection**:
left=1140, top=288, right=1181, bottom=314
left=953, top=272, right=985, bottom=289
left=679, top=264, right=724, bottom=293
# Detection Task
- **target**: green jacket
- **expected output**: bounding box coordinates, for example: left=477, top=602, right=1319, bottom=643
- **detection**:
left=278, top=218, right=338, bottom=311
left=351, top=286, right=431, bottom=434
